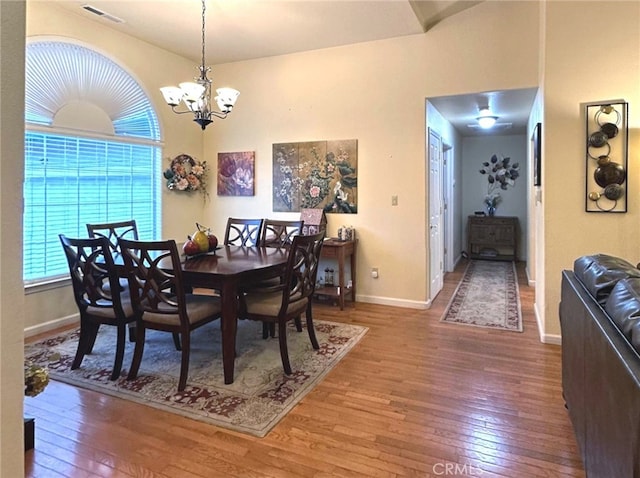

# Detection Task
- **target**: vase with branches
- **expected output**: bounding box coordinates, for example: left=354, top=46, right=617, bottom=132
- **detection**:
left=479, top=154, right=519, bottom=215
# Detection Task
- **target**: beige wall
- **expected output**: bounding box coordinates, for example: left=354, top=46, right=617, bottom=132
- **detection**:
left=541, top=1, right=640, bottom=337
left=1, top=1, right=26, bottom=475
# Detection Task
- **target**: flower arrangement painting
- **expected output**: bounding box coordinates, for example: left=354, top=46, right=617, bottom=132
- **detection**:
left=217, top=151, right=255, bottom=196
left=272, top=139, right=357, bottom=213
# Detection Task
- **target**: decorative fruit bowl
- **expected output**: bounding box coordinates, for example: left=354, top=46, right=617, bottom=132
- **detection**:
left=183, top=247, right=221, bottom=259
left=182, top=222, right=219, bottom=257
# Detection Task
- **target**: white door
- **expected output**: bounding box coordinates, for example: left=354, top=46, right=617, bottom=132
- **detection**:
left=428, top=129, right=444, bottom=299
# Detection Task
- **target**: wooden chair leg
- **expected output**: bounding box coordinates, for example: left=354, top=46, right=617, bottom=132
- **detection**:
left=85, top=322, right=100, bottom=354
left=111, top=324, right=126, bottom=380
left=294, top=316, right=303, bottom=332
left=172, top=332, right=182, bottom=351
left=278, top=321, right=292, bottom=375
left=305, top=304, right=320, bottom=350
left=178, top=332, right=190, bottom=392
left=128, top=324, right=137, bottom=342
left=71, top=320, right=95, bottom=370
left=127, top=325, right=146, bottom=381
left=262, top=323, right=269, bottom=339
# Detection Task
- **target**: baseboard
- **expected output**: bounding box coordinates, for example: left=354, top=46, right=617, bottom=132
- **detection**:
left=356, top=294, right=430, bottom=310
left=525, top=266, right=535, bottom=287
left=532, top=301, right=561, bottom=345
left=542, top=333, right=562, bottom=345
left=24, top=314, right=78, bottom=338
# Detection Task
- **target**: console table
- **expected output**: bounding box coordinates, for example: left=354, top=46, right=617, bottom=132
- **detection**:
left=467, top=216, right=518, bottom=261
left=314, top=238, right=356, bottom=309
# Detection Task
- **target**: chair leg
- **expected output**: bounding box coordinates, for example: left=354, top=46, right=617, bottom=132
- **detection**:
left=71, top=320, right=97, bottom=370
left=172, top=332, right=181, bottom=351
left=262, top=323, right=269, bottom=339
left=294, top=316, right=303, bottom=332
left=178, top=332, right=190, bottom=392
left=85, top=322, right=100, bottom=354
left=111, top=324, right=126, bottom=381
left=127, top=325, right=146, bottom=381
left=278, top=321, right=292, bottom=375
left=305, top=303, right=320, bottom=350
left=128, top=324, right=137, bottom=342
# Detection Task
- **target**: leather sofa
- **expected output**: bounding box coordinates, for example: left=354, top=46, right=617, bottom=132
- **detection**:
left=559, top=254, right=640, bottom=477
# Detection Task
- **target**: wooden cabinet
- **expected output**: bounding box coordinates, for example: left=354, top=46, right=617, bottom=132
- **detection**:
left=467, top=216, right=518, bottom=261
left=314, top=238, right=356, bottom=310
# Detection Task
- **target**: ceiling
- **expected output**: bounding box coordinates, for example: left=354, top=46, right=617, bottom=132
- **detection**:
left=45, top=0, right=535, bottom=136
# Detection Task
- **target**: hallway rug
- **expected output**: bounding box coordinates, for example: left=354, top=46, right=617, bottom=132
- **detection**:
left=441, top=260, right=523, bottom=332
left=24, top=319, right=367, bottom=437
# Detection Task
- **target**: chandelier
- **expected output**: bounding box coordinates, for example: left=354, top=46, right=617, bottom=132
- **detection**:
left=160, top=0, right=239, bottom=130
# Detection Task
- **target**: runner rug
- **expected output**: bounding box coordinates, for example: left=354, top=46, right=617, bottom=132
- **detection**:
left=25, top=319, right=367, bottom=437
left=441, top=260, right=523, bottom=332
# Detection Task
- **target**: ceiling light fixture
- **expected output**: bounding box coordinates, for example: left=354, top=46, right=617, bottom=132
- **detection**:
left=160, top=0, right=239, bottom=130
left=476, top=107, right=498, bottom=129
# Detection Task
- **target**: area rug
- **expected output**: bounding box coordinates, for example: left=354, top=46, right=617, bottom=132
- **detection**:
left=25, top=319, right=367, bottom=437
left=441, top=260, right=523, bottom=332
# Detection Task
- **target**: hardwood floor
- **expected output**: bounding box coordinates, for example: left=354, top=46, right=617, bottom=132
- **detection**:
left=24, top=261, right=585, bottom=477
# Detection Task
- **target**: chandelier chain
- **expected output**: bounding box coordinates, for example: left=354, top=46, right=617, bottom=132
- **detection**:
left=201, top=0, right=206, bottom=73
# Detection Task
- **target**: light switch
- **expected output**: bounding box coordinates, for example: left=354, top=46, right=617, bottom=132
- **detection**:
left=391, top=195, right=398, bottom=206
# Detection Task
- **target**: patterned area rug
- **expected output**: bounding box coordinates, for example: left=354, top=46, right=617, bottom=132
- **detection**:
left=441, top=260, right=523, bottom=332
left=25, top=319, right=367, bottom=437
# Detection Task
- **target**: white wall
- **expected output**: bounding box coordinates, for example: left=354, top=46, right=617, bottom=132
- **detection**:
left=461, top=135, right=529, bottom=260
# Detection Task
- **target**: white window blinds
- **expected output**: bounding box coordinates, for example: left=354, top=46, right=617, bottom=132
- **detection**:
left=24, top=41, right=162, bottom=282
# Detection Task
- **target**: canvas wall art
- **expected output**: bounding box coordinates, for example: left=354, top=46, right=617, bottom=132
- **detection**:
left=217, top=151, right=255, bottom=196
left=272, top=139, right=357, bottom=213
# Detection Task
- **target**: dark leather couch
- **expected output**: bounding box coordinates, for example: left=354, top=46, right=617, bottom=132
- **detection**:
left=560, top=254, right=640, bottom=477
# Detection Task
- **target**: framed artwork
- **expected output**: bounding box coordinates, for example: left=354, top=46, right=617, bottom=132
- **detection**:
left=272, top=139, right=358, bottom=213
left=532, top=122, right=542, bottom=187
left=217, top=151, right=255, bottom=196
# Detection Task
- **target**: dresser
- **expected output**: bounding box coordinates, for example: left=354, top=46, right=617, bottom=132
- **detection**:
left=467, top=216, right=518, bottom=261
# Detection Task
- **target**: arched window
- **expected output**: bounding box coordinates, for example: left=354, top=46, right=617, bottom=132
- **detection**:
left=24, top=41, right=162, bottom=283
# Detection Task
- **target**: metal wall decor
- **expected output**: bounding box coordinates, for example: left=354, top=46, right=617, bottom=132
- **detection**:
left=585, top=101, right=628, bottom=212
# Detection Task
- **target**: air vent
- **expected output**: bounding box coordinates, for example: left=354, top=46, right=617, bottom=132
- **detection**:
left=81, top=4, right=125, bottom=24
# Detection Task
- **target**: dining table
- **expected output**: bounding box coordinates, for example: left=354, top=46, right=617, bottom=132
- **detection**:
left=174, top=245, right=289, bottom=384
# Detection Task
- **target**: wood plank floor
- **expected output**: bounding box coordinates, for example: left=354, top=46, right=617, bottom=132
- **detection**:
left=24, top=261, right=585, bottom=477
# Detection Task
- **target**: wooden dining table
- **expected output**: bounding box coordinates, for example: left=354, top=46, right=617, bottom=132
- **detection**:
left=175, top=245, right=289, bottom=384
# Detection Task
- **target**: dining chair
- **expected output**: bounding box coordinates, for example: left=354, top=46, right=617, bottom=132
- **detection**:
left=119, top=238, right=221, bottom=392
left=87, top=220, right=138, bottom=260
left=239, top=231, right=325, bottom=375
left=223, top=218, right=263, bottom=247
left=248, top=219, right=305, bottom=338
left=87, top=219, right=140, bottom=341
left=259, top=219, right=304, bottom=248
left=59, top=234, right=138, bottom=381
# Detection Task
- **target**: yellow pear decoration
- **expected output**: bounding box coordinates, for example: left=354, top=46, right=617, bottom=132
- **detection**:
left=192, top=224, right=210, bottom=253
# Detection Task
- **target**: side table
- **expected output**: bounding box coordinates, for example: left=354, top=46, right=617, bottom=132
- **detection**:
left=314, top=238, right=357, bottom=310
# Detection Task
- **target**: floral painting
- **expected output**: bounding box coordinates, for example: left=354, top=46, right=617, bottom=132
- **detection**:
left=272, top=139, right=357, bottom=213
left=217, top=151, right=255, bottom=196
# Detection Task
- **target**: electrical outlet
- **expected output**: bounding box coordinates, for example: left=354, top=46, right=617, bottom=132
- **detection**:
left=371, top=268, right=379, bottom=279
left=391, top=195, right=398, bottom=206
